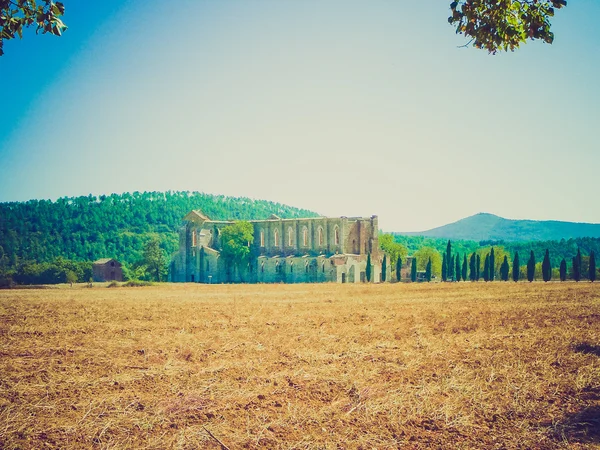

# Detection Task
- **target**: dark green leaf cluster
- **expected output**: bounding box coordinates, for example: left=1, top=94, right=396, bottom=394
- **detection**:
left=449, top=0, right=567, bottom=53
left=0, top=0, right=67, bottom=56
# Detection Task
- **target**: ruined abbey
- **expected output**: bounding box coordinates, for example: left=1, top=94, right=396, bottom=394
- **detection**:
left=171, top=211, right=390, bottom=283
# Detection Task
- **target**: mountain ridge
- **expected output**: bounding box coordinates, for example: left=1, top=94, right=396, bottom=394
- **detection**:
left=395, top=213, right=600, bottom=242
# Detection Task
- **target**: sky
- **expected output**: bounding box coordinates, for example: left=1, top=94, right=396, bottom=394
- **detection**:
left=1, top=0, right=599, bottom=232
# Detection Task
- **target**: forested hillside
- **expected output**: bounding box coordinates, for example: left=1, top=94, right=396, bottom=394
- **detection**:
left=0, top=191, right=319, bottom=269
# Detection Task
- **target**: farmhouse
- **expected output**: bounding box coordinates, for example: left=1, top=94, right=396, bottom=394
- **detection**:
left=92, top=258, right=123, bottom=282
left=171, top=211, right=389, bottom=283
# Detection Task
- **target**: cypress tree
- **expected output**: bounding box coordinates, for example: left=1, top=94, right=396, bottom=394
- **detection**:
left=455, top=254, right=461, bottom=282
left=396, top=257, right=402, bottom=282
left=527, top=251, right=535, bottom=282
left=573, top=248, right=582, bottom=282
left=381, top=255, right=387, bottom=282
left=559, top=258, right=567, bottom=282
left=469, top=253, right=476, bottom=281
left=512, top=251, right=520, bottom=282
left=489, top=247, right=495, bottom=281
left=446, top=240, right=453, bottom=280
left=483, top=254, right=490, bottom=282
left=411, top=257, right=417, bottom=282
left=500, top=255, right=509, bottom=281
left=442, top=254, right=447, bottom=282
left=462, top=254, right=468, bottom=282
left=542, top=249, right=551, bottom=282
left=476, top=254, right=481, bottom=281
left=425, top=257, right=432, bottom=282
left=590, top=250, right=596, bottom=282
left=450, top=255, right=455, bottom=281
left=366, top=253, right=372, bottom=282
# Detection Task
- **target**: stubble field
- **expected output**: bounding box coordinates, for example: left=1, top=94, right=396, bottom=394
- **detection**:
left=0, top=282, right=599, bottom=449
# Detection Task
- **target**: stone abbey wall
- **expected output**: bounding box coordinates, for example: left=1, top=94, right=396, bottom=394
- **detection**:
left=171, top=211, right=388, bottom=284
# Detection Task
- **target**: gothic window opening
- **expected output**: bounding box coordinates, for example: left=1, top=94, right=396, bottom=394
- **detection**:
left=274, top=229, right=279, bottom=247
left=302, top=227, right=308, bottom=247
left=322, top=262, right=325, bottom=273
left=290, top=262, right=294, bottom=273
left=191, top=230, right=197, bottom=247
left=260, top=230, right=265, bottom=247
left=334, top=226, right=339, bottom=246
left=288, top=227, right=294, bottom=247
left=261, top=262, right=265, bottom=273
left=318, top=227, right=324, bottom=246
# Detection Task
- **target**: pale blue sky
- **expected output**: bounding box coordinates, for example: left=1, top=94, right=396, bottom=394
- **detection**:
left=1, top=0, right=598, bottom=231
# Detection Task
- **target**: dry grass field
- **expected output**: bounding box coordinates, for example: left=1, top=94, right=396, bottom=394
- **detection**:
left=0, top=282, right=599, bottom=449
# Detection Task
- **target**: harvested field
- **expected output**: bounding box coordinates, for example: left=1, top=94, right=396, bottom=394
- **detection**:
left=0, top=282, right=599, bottom=449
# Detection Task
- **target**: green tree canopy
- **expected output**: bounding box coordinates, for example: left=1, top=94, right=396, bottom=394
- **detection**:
left=220, top=221, right=254, bottom=275
left=379, top=234, right=408, bottom=268
left=449, top=0, right=567, bottom=54
left=0, top=0, right=67, bottom=56
left=143, top=237, right=166, bottom=282
left=414, top=247, right=442, bottom=278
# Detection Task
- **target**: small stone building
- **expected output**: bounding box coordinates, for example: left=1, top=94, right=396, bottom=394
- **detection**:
left=171, top=210, right=390, bottom=284
left=92, top=258, right=123, bottom=282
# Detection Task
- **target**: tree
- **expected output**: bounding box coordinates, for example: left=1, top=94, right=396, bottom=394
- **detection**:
left=512, top=251, right=520, bottom=282
left=449, top=0, right=567, bottom=54
left=442, top=254, right=448, bottom=282
left=411, top=257, right=417, bottom=282
left=143, top=237, right=166, bottom=282
left=476, top=254, right=481, bottom=281
left=414, top=247, right=442, bottom=278
left=489, top=247, right=495, bottom=281
left=462, top=254, right=468, bottom=282
left=366, top=253, right=372, bottom=282
left=455, top=254, right=461, bottom=282
left=590, top=250, right=596, bottom=282
left=573, top=248, right=582, bottom=282
left=379, top=234, right=408, bottom=271
left=446, top=241, right=453, bottom=280
left=220, top=221, right=254, bottom=281
left=426, top=257, right=432, bottom=282
left=0, top=1, right=67, bottom=56
left=396, top=257, right=402, bottom=282
left=559, top=258, right=567, bottom=282
left=542, top=249, right=551, bottom=282
left=500, top=256, right=509, bottom=281
left=483, top=254, right=490, bottom=282
left=469, top=252, right=476, bottom=281
left=527, top=251, right=535, bottom=282
left=381, top=254, right=387, bottom=282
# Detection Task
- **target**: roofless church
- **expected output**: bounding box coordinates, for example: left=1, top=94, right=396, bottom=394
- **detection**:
left=171, top=211, right=389, bottom=283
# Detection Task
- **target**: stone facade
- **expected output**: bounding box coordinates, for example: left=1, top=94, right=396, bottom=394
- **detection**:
left=92, top=258, right=123, bottom=282
left=171, top=211, right=390, bottom=284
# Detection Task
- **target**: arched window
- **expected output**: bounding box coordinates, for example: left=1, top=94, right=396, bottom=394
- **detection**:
left=260, top=230, right=265, bottom=247
left=322, top=261, right=325, bottom=273
left=334, top=226, right=339, bottom=246
left=276, top=261, right=280, bottom=273
left=288, top=227, right=294, bottom=247
left=261, top=261, right=265, bottom=273
left=318, top=227, right=324, bottom=246
left=191, top=230, right=197, bottom=247
left=302, top=227, right=308, bottom=247
left=274, top=229, right=279, bottom=247
left=305, top=261, right=309, bottom=273
left=290, top=262, right=294, bottom=273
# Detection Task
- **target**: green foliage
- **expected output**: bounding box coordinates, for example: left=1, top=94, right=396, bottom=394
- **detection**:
left=414, top=247, right=442, bottom=278
left=366, top=253, right=372, bottom=282
left=410, top=257, right=417, bottom=282
left=442, top=254, right=447, bottom=282
left=489, top=247, right=495, bottom=282
left=143, top=237, right=167, bottom=282
left=483, top=254, right=490, bottom=282
left=462, top=254, right=468, bottom=282
left=455, top=253, right=461, bottom=282
left=589, top=251, right=596, bottom=282
left=476, top=254, right=481, bottom=281
left=559, top=258, right=567, bottom=282
left=446, top=241, right=454, bottom=280
left=396, top=257, right=401, bottom=282
left=527, top=251, right=536, bottom=282
left=379, top=234, right=408, bottom=268
left=220, top=221, right=254, bottom=279
left=542, top=249, right=552, bottom=282
left=449, top=0, right=567, bottom=54
left=573, top=248, right=582, bottom=282
left=0, top=0, right=67, bottom=56
left=512, top=252, right=520, bottom=282
left=381, top=255, right=387, bottom=282
left=500, top=256, right=509, bottom=281
left=425, top=258, right=432, bottom=282
left=469, top=253, right=476, bottom=281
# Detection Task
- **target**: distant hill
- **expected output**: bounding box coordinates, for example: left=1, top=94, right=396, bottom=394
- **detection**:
left=0, top=191, right=319, bottom=266
left=396, top=213, right=600, bottom=242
